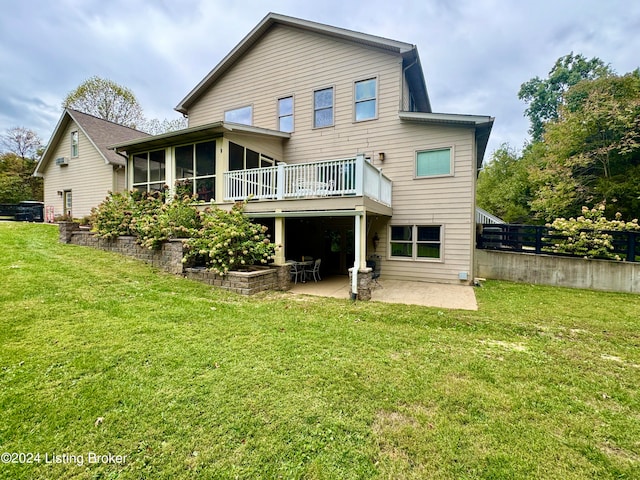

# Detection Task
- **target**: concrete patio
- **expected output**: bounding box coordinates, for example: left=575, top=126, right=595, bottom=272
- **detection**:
left=288, top=275, right=478, bottom=310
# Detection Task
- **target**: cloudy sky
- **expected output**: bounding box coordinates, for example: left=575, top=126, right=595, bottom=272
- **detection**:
left=1, top=0, right=639, bottom=159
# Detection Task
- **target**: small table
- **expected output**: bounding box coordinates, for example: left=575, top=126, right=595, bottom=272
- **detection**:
left=297, top=260, right=313, bottom=282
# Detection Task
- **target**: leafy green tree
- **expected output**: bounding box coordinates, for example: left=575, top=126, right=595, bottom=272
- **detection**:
left=476, top=144, right=539, bottom=223
left=62, top=76, right=187, bottom=134
left=530, top=72, right=640, bottom=221
left=0, top=152, right=43, bottom=203
left=518, top=53, right=613, bottom=141
left=62, top=76, right=145, bottom=129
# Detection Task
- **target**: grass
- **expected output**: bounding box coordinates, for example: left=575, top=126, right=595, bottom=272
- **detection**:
left=0, top=222, right=639, bottom=479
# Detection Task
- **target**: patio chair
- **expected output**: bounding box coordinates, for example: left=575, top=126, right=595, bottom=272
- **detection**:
left=309, top=258, right=322, bottom=282
left=288, top=261, right=306, bottom=284
left=366, top=256, right=382, bottom=288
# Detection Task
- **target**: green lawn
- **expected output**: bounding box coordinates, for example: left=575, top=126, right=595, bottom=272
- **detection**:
left=1, top=222, right=639, bottom=479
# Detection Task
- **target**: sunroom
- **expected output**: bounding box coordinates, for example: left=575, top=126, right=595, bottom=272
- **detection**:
left=110, top=121, right=393, bottom=292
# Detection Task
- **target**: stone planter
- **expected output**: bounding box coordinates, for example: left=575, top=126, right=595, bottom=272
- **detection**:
left=59, top=222, right=291, bottom=295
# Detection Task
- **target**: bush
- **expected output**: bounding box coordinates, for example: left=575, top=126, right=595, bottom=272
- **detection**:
left=546, top=203, right=640, bottom=259
left=183, top=201, right=277, bottom=275
left=90, top=191, right=139, bottom=238
left=132, top=194, right=202, bottom=249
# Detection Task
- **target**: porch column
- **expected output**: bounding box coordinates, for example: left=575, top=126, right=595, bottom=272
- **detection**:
left=351, top=207, right=367, bottom=296
left=273, top=212, right=286, bottom=265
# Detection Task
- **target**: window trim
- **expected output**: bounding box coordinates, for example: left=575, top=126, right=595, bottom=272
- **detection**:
left=224, top=104, right=253, bottom=126
left=389, top=224, right=443, bottom=262
left=353, top=77, right=378, bottom=122
left=70, top=131, right=79, bottom=158
left=415, top=146, right=454, bottom=179
left=313, top=85, right=335, bottom=129
left=277, top=95, right=294, bottom=133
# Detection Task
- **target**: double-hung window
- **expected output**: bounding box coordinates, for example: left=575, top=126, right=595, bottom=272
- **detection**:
left=314, top=87, right=334, bottom=128
left=390, top=225, right=442, bottom=260
left=354, top=78, right=377, bottom=121
left=71, top=131, right=79, bottom=157
left=278, top=96, right=294, bottom=132
left=416, top=147, right=452, bottom=177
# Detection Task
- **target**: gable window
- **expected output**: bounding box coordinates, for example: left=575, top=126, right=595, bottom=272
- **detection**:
left=416, top=147, right=452, bottom=177
left=71, top=131, right=79, bottom=157
left=132, top=149, right=166, bottom=192
left=224, top=105, right=253, bottom=125
left=354, top=78, right=377, bottom=121
left=314, top=87, right=334, bottom=128
left=175, top=141, right=216, bottom=201
left=278, top=96, right=294, bottom=132
left=390, top=225, right=442, bottom=260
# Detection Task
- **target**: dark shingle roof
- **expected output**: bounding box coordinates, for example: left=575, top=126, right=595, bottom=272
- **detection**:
left=66, top=109, right=150, bottom=166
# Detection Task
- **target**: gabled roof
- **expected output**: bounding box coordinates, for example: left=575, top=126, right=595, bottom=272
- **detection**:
left=175, top=12, right=431, bottom=114
left=34, top=109, right=149, bottom=176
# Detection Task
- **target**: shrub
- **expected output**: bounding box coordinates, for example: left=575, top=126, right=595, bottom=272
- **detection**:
left=183, top=201, right=277, bottom=275
left=546, top=203, right=640, bottom=259
left=90, top=191, right=139, bottom=238
left=133, top=194, right=202, bottom=249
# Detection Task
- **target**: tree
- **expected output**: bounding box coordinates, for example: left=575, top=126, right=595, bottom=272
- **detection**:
left=0, top=152, right=43, bottom=203
left=62, top=76, right=145, bottom=129
left=518, top=53, right=613, bottom=141
left=529, top=71, right=640, bottom=221
left=141, top=117, right=188, bottom=135
left=1, top=127, right=42, bottom=160
left=476, top=144, right=537, bottom=223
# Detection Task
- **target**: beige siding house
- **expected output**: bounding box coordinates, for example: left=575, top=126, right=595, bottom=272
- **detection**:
left=34, top=109, right=148, bottom=219
left=112, top=13, right=493, bottom=287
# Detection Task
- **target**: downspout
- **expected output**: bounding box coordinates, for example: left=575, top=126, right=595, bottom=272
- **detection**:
left=115, top=150, right=129, bottom=189
left=351, top=213, right=361, bottom=300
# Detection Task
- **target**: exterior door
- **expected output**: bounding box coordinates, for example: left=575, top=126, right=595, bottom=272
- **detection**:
left=63, top=190, right=72, bottom=217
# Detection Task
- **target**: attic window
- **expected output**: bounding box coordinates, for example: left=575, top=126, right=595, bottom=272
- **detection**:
left=224, top=105, right=253, bottom=125
left=71, top=131, right=79, bottom=157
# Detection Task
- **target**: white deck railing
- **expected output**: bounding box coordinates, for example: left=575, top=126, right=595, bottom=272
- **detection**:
left=224, top=155, right=392, bottom=206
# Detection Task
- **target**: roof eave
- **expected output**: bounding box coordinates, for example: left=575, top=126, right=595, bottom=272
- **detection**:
left=109, top=121, right=290, bottom=153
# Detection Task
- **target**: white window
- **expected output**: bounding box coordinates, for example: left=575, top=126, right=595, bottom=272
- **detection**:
left=71, top=131, right=79, bottom=157
left=354, top=78, right=377, bottom=121
left=416, top=148, right=452, bottom=177
left=314, top=87, right=334, bottom=128
left=132, top=149, right=166, bottom=192
left=278, top=96, right=294, bottom=132
left=224, top=105, right=253, bottom=125
left=390, top=225, right=442, bottom=260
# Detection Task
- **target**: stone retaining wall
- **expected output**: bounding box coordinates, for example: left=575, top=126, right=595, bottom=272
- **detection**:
left=59, top=222, right=289, bottom=294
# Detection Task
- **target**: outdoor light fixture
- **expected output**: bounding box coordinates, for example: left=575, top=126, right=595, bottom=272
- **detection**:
left=378, top=152, right=385, bottom=162
left=372, top=232, right=380, bottom=250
